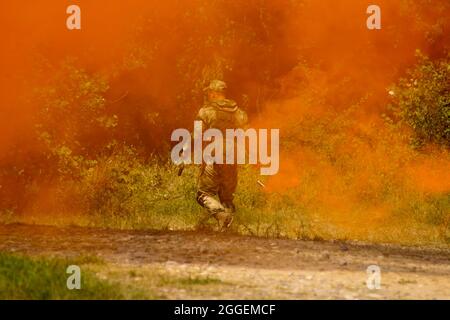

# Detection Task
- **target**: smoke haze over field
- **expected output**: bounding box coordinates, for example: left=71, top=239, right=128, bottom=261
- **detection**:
left=0, top=0, right=449, bottom=232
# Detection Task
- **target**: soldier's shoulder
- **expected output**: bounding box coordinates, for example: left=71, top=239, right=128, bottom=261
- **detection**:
left=224, top=99, right=238, bottom=108
left=197, top=104, right=215, bottom=121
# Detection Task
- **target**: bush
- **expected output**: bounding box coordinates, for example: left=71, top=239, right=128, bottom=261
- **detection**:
left=389, top=52, right=450, bottom=148
left=60, top=146, right=202, bottom=229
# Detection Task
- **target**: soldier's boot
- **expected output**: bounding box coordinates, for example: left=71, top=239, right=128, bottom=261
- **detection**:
left=214, top=212, right=233, bottom=232
left=221, top=202, right=236, bottom=229
left=197, top=192, right=232, bottom=232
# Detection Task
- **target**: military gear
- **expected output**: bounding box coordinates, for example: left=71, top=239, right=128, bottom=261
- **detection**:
left=197, top=99, right=248, bottom=130
left=196, top=190, right=233, bottom=231
left=197, top=163, right=238, bottom=209
left=195, top=96, right=248, bottom=230
left=203, top=79, right=227, bottom=92
left=214, top=211, right=234, bottom=231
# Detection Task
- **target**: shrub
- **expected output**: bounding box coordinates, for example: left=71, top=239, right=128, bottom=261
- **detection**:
left=389, top=52, right=450, bottom=148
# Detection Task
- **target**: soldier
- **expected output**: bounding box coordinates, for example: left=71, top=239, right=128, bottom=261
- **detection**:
left=195, top=80, right=248, bottom=231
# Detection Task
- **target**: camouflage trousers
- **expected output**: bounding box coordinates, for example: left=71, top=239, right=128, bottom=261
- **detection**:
left=196, top=163, right=238, bottom=215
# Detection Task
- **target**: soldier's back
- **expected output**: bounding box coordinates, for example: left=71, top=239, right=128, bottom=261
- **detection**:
left=198, top=99, right=248, bottom=131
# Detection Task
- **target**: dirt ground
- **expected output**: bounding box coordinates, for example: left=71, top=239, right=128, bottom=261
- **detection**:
left=0, top=223, right=449, bottom=299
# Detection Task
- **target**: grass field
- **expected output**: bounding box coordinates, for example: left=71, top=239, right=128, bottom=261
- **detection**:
left=2, top=161, right=448, bottom=248
left=0, top=253, right=123, bottom=299
left=0, top=252, right=232, bottom=300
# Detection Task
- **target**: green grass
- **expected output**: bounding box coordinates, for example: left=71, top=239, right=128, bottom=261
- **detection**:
left=159, top=274, right=224, bottom=286
left=2, top=160, right=449, bottom=247
left=0, top=252, right=123, bottom=300
left=84, top=264, right=231, bottom=299
left=0, top=253, right=229, bottom=300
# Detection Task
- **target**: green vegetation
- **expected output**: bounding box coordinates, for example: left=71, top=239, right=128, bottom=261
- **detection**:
left=0, top=252, right=230, bottom=300
left=86, top=264, right=231, bottom=300
left=389, top=52, right=450, bottom=148
left=2, top=158, right=448, bottom=246
left=158, top=274, right=224, bottom=287
left=0, top=1, right=448, bottom=247
left=0, top=253, right=122, bottom=300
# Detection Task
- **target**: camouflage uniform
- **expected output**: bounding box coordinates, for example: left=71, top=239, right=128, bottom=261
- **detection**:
left=196, top=80, right=248, bottom=227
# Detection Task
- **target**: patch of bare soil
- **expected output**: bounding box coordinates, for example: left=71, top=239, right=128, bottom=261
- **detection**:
left=0, top=223, right=449, bottom=299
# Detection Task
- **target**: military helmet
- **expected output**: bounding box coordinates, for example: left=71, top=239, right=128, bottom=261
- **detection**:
left=204, top=79, right=227, bottom=92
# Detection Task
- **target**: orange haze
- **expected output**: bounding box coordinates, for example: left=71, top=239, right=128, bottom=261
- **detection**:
left=0, top=0, right=449, bottom=222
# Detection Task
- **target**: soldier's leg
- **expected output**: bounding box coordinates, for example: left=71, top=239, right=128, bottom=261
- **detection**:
left=196, top=164, right=224, bottom=215
left=218, top=164, right=238, bottom=215
left=197, top=164, right=236, bottom=231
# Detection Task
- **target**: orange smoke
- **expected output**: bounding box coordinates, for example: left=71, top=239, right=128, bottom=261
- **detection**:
left=406, top=152, right=450, bottom=194
left=0, top=0, right=449, bottom=225
left=258, top=0, right=450, bottom=199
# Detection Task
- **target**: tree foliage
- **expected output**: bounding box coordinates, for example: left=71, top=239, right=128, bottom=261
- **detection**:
left=389, top=52, right=450, bottom=148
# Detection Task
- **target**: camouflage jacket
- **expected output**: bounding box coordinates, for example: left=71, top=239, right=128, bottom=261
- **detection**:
left=196, top=99, right=248, bottom=131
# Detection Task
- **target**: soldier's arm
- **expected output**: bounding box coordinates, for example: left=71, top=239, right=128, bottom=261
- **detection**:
left=178, top=107, right=208, bottom=167
left=196, top=107, right=211, bottom=125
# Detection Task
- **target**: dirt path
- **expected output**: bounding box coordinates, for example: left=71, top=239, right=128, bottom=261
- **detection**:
left=1, top=223, right=449, bottom=299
